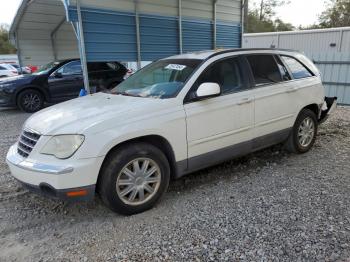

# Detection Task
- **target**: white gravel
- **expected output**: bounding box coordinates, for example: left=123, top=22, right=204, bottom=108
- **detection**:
left=0, top=107, right=350, bottom=261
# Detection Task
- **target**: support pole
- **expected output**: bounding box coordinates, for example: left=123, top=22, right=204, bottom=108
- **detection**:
left=135, top=0, right=142, bottom=70
left=241, top=0, right=248, bottom=48
left=213, top=0, right=217, bottom=49
left=178, top=0, right=183, bottom=54
left=338, top=29, right=344, bottom=52
left=77, top=0, right=90, bottom=94
left=14, top=31, right=23, bottom=74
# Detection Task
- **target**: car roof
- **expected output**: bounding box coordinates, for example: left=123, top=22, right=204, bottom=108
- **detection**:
left=0, top=63, right=16, bottom=69
left=165, top=48, right=300, bottom=60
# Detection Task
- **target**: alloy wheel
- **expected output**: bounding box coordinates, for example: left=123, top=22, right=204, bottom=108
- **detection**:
left=23, top=93, right=41, bottom=111
left=297, top=116, right=315, bottom=147
left=116, top=158, right=161, bottom=206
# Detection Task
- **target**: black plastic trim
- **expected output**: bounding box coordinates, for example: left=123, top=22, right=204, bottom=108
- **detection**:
left=17, top=180, right=95, bottom=202
left=175, top=128, right=292, bottom=178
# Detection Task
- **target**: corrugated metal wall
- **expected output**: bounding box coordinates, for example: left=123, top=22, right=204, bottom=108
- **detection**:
left=243, top=28, right=350, bottom=105
left=54, top=22, right=79, bottom=60
left=68, top=0, right=242, bottom=61
left=13, top=0, right=242, bottom=66
left=311, top=52, right=350, bottom=105
left=140, top=14, right=179, bottom=60
left=182, top=19, right=213, bottom=53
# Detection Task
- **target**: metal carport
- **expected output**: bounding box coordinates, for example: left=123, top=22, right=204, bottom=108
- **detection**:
left=10, top=0, right=243, bottom=93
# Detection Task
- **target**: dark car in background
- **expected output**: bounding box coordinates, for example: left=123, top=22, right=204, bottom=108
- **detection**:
left=0, top=59, right=127, bottom=112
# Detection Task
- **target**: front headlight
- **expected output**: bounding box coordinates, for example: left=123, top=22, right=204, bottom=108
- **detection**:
left=0, top=83, right=14, bottom=92
left=41, top=135, right=85, bottom=159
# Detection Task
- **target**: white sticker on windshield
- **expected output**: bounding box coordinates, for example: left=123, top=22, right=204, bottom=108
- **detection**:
left=165, top=64, right=186, bottom=71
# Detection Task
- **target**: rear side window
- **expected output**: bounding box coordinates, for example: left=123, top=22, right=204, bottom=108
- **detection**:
left=275, top=56, right=292, bottom=81
left=246, top=55, right=282, bottom=86
left=281, top=56, right=313, bottom=79
left=0, top=66, right=6, bottom=70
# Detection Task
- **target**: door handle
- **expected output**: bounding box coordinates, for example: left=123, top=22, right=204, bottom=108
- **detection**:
left=286, top=87, right=298, bottom=93
left=237, top=98, right=253, bottom=105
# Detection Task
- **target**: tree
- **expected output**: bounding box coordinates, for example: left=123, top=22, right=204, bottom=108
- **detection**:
left=318, top=0, right=350, bottom=28
left=245, top=9, right=294, bottom=33
left=256, top=0, right=290, bottom=21
left=0, top=24, right=16, bottom=54
left=274, top=18, right=294, bottom=31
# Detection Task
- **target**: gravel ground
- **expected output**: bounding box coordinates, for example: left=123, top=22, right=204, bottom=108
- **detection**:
left=0, top=107, right=350, bottom=262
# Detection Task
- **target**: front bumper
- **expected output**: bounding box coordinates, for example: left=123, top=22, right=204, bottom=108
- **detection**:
left=18, top=180, right=95, bottom=202
left=0, top=90, right=15, bottom=107
left=6, top=144, right=104, bottom=202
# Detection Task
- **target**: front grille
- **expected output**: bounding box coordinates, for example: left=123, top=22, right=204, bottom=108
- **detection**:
left=17, top=130, right=41, bottom=158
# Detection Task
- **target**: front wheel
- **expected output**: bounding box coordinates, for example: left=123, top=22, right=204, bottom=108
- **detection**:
left=285, top=109, right=318, bottom=154
left=98, top=143, right=170, bottom=215
left=17, top=89, right=44, bottom=113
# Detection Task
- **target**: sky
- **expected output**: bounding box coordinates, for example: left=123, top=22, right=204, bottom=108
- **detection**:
left=251, top=0, right=328, bottom=27
left=0, top=0, right=328, bottom=27
left=0, top=0, right=21, bottom=26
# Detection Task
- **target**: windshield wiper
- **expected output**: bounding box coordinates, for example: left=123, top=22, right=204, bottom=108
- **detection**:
left=114, top=91, right=142, bottom=97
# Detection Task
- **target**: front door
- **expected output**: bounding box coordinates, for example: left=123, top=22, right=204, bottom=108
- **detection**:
left=48, top=60, right=83, bottom=102
left=184, top=56, right=255, bottom=171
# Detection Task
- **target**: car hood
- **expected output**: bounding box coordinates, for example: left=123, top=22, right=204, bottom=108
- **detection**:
left=24, top=92, right=178, bottom=135
left=0, top=74, right=36, bottom=85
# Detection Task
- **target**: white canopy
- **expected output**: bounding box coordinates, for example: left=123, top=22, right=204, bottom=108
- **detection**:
left=9, top=0, right=78, bottom=67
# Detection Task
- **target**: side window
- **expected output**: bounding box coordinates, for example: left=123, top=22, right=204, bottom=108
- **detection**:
left=275, top=56, right=292, bottom=81
left=0, top=66, right=6, bottom=70
left=280, top=56, right=313, bottom=79
left=246, top=55, right=282, bottom=86
left=58, top=61, right=82, bottom=75
left=195, top=57, right=244, bottom=95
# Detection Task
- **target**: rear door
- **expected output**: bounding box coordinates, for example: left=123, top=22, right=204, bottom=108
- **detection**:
left=245, top=54, right=298, bottom=149
left=184, top=56, right=255, bottom=170
left=48, top=60, right=83, bottom=102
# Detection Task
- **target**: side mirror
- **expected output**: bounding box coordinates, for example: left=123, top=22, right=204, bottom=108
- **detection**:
left=196, top=82, right=221, bottom=99
left=54, top=72, right=63, bottom=78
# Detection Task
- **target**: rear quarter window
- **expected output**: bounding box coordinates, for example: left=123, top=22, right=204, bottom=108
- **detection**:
left=281, top=55, right=314, bottom=79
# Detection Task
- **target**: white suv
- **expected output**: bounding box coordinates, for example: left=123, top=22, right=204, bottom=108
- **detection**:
left=6, top=49, right=336, bottom=215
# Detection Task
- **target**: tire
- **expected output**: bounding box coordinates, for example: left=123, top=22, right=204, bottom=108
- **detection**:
left=285, top=109, right=318, bottom=154
left=98, top=142, right=170, bottom=215
left=17, top=89, right=44, bottom=113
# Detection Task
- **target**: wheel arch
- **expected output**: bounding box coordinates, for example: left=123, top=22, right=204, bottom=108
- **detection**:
left=97, top=135, right=178, bottom=187
left=15, top=86, right=48, bottom=106
left=302, top=103, right=319, bottom=119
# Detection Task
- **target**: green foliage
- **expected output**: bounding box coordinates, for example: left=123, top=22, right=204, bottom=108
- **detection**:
left=319, top=0, right=350, bottom=28
left=0, top=24, right=16, bottom=55
left=245, top=5, right=294, bottom=33
left=256, top=0, right=290, bottom=21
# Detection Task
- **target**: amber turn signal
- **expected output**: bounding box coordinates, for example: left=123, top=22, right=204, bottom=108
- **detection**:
left=66, top=190, right=88, bottom=197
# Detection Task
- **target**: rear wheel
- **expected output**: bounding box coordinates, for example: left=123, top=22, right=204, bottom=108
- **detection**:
left=98, top=142, right=170, bottom=215
left=285, top=109, right=318, bottom=153
left=17, top=89, right=44, bottom=113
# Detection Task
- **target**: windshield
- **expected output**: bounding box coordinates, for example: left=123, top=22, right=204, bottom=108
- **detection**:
left=33, top=61, right=60, bottom=75
left=111, top=59, right=202, bottom=98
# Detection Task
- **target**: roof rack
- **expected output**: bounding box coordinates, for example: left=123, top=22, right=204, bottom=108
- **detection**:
left=206, top=48, right=298, bottom=59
